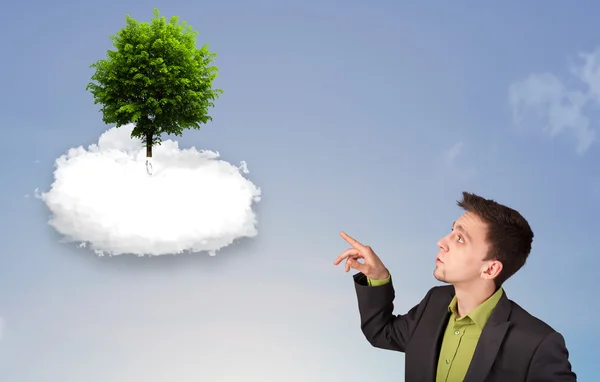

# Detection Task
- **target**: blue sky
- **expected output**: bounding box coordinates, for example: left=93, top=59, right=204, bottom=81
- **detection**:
left=1, top=0, right=598, bottom=380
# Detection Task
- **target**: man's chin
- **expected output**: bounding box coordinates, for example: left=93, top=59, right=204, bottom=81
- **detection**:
left=434, top=271, right=452, bottom=283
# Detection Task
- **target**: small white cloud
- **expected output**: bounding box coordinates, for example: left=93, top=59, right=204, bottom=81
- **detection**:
left=446, top=141, right=463, bottom=163
left=442, top=141, right=477, bottom=179
left=238, top=161, right=249, bottom=174
left=509, top=48, right=600, bottom=154
left=35, top=124, right=261, bottom=257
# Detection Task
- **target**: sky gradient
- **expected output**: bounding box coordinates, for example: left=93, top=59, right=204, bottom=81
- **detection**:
left=1, top=1, right=598, bottom=380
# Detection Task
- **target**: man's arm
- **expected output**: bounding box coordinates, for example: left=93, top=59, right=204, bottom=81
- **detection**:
left=526, top=331, right=577, bottom=382
left=353, top=272, right=434, bottom=353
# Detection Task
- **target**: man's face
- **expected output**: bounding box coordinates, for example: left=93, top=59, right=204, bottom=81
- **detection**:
left=434, top=211, right=496, bottom=286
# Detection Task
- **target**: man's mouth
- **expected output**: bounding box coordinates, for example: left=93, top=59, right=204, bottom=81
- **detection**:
left=436, top=258, right=443, bottom=264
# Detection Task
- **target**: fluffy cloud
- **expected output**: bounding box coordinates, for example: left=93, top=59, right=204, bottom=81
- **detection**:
left=36, top=124, right=261, bottom=256
left=509, top=48, right=600, bottom=154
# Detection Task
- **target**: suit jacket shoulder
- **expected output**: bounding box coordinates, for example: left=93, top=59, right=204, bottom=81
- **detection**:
left=507, top=299, right=556, bottom=335
left=469, top=291, right=576, bottom=382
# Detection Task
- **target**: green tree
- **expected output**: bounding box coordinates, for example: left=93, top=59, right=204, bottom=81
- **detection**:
left=86, top=8, right=223, bottom=158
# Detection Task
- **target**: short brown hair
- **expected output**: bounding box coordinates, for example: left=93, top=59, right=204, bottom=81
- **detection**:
left=457, top=191, right=534, bottom=287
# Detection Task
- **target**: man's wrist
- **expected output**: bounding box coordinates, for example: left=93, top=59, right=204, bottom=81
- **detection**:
left=371, top=269, right=390, bottom=280
left=367, top=269, right=391, bottom=286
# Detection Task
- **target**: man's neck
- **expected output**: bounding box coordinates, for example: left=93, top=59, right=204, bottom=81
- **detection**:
left=452, top=282, right=497, bottom=318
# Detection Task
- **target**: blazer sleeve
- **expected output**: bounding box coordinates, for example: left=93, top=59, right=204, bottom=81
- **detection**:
left=353, top=272, right=434, bottom=352
left=526, top=331, right=577, bottom=381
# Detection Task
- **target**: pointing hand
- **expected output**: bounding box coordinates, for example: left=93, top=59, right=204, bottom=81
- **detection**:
left=334, top=231, right=389, bottom=280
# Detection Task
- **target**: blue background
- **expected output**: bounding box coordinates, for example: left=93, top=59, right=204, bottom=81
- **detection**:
left=0, top=1, right=597, bottom=380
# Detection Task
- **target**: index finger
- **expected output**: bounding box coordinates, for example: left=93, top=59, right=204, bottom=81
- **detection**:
left=340, top=231, right=365, bottom=249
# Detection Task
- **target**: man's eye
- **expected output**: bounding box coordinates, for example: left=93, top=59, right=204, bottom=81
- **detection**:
left=457, top=236, right=464, bottom=243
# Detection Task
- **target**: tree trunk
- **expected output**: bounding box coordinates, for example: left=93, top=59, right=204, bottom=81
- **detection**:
left=146, top=132, right=153, bottom=157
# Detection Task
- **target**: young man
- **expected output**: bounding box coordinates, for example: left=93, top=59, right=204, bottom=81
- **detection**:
left=334, top=192, right=576, bottom=382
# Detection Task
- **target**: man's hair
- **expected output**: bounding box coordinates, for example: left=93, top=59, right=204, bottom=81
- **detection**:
left=457, top=191, right=534, bottom=287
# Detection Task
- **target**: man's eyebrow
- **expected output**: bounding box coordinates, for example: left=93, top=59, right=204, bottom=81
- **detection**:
left=452, top=221, right=472, bottom=242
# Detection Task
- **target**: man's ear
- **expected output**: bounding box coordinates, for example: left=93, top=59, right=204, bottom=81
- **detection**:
left=481, top=260, right=503, bottom=280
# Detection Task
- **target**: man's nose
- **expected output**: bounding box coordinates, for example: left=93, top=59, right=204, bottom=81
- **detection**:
left=437, top=236, right=449, bottom=251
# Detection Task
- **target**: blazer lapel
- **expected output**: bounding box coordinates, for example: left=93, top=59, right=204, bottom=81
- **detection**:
left=462, top=290, right=512, bottom=382
left=408, top=286, right=454, bottom=382
left=425, top=309, right=452, bottom=381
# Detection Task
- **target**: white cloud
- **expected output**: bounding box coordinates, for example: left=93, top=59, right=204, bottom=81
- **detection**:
left=35, top=124, right=261, bottom=257
left=446, top=141, right=463, bottom=163
left=442, top=141, right=477, bottom=179
left=509, top=48, right=600, bottom=154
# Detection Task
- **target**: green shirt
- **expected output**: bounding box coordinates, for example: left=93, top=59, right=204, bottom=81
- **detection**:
left=436, top=286, right=503, bottom=382
left=366, top=274, right=503, bottom=382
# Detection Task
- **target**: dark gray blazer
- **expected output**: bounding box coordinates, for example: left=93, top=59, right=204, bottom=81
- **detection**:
left=353, top=273, right=576, bottom=382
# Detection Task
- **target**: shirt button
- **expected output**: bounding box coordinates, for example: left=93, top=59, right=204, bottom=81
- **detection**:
left=455, top=330, right=460, bottom=335
left=445, top=359, right=450, bottom=364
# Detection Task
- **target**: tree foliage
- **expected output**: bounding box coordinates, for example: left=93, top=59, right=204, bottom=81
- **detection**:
left=86, top=8, right=223, bottom=157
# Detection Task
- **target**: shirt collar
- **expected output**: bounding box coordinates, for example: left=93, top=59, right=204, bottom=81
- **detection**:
left=447, top=287, right=504, bottom=329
